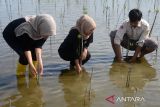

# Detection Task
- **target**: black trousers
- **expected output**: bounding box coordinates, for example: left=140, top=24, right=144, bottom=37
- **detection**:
left=3, top=18, right=37, bottom=65
left=110, top=30, right=158, bottom=51
left=59, top=48, right=91, bottom=66
left=70, top=51, right=91, bottom=66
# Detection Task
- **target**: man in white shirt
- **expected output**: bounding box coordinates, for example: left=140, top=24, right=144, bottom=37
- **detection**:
left=110, top=9, right=158, bottom=63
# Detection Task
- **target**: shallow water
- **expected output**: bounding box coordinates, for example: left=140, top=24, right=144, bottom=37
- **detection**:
left=0, top=0, right=160, bottom=107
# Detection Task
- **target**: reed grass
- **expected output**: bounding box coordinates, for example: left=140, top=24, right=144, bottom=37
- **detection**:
left=83, top=68, right=94, bottom=107
left=126, top=65, right=131, bottom=87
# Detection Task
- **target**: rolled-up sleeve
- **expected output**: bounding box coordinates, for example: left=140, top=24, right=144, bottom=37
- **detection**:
left=114, top=23, right=127, bottom=45
left=137, top=25, right=150, bottom=47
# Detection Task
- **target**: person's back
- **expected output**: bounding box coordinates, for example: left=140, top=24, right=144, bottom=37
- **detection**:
left=3, top=14, right=56, bottom=77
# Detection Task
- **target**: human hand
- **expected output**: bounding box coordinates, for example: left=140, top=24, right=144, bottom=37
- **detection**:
left=114, top=57, right=124, bottom=63
left=75, top=64, right=82, bottom=74
left=29, top=64, right=37, bottom=77
left=129, top=57, right=137, bottom=63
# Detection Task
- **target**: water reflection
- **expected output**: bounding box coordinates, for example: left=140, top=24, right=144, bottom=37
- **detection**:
left=59, top=69, right=93, bottom=107
left=2, top=76, right=44, bottom=107
left=109, top=57, right=156, bottom=107
left=0, top=0, right=160, bottom=107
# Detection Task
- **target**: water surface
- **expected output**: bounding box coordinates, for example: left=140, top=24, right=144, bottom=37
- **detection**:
left=0, top=0, right=160, bottom=107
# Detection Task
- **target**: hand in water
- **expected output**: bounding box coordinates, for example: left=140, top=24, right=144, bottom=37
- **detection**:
left=129, top=57, right=137, bottom=63
left=75, top=65, right=82, bottom=74
left=29, top=65, right=37, bottom=77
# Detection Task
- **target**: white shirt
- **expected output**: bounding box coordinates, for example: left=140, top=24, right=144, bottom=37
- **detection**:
left=114, top=19, right=150, bottom=47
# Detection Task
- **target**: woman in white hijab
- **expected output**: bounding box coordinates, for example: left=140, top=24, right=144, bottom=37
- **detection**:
left=3, top=14, right=56, bottom=77
left=58, top=14, right=96, bottom=73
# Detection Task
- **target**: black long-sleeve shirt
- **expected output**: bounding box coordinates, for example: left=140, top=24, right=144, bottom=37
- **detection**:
left=3, top=18, right=47, bottom=53
left=58, top=29, right=93, bottom=60
left=17, top=33, right=47, bottom=51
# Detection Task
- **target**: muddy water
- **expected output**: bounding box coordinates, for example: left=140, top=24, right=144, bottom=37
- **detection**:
left=0, top=0, right=160, bottom=107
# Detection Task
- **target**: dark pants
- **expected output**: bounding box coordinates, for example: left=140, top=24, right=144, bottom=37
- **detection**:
left=70, top=51, right=91, bottom=66
left=110, top=30, right=158, bottom=52
left=2, top=18, right=36, bottom=65
left=59, top=49, right=91, bottom=66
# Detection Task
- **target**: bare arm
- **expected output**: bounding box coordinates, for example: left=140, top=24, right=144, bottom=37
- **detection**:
left=24, top=51, right=37, bottom=76
left=35, top=48, right=43, bottom=75
left=113, top=22, right=127, bottom=62
left=129, top=46, right=141, bottom=63
left=75, top=59, right=82, bottom=73
left=35, top=48, right=42, bottom=64
left=114, top=44, right=123, bottom=62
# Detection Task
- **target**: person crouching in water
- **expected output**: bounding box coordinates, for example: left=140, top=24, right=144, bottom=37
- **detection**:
left=110, top=9, right=158, bottom=63
left=58, top=15, right=96, bottom=73
left=3, top=14, right=56, bottom=77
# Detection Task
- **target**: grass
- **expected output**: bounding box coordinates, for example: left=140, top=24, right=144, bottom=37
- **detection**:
left=126, top=65, right=131, bottom=87
left=5, top=0, right=12, bottom=21
left=84, top=68, right=94, bottom=107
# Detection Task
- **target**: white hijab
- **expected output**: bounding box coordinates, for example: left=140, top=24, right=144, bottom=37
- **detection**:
left=14, top=14, right=56, bottom=40
left=72, top=14, right=96, bottom=38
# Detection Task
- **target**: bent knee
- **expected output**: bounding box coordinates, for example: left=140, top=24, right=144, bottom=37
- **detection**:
left=144, top=39, right=158, bottom=51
